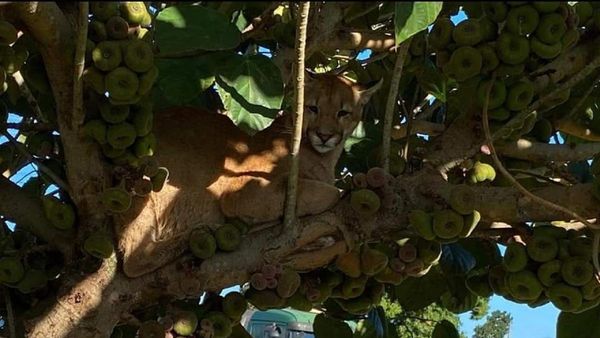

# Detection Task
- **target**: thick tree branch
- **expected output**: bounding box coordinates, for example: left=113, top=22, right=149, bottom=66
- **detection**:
left=26, top=169, right=600, bottom=337
left=0, top=176, right=73, bottom=257
left=11, top=2, right=111, bottom=233
left=327, top=29, right=395, bottom=52
left=497, top=139, right=600, bottom=162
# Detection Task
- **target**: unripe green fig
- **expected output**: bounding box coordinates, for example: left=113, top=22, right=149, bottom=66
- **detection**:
left=335, top=251, right=361, bottom=278
left=100, top=102, right=130, bottom=124
left=503, top=241, right=528, bottom=272
left=537, top=259, right=562, bottom=287
left=469, top=161, right=496, bottom=183
left=92, top=41, right=122, bottom=72
left=245, top=289, right=286, bottom=311
left=561, top=257, right=594, bottom=286
left=447, top=46, right=482, bottom=82
left=452, top=19, right=482, bottom=46
left=0, top=257, right=24, bottom=284
left=535, top=13, right=566, bottom=44
left=89, top=20, right=108, bottom=42
left=0, top=21, right=18, bottom=46
left=151, top=167, right=169, bottom=192
left=120, top=2, right=149, bottom=25
left=99, top=187, right=132, bottom=213
left=482, top=2, right=508, bottom=22
left=106, top=16, right=129, bottom=40
left=42, top=196, right=76, bottom=230
left=448, top=185, right=476, bottom=215
left=214, top=223, right=242, bottom=252
left=16, top=269, right=47, bottom=294
left=477, top=79, right=506, bottom=110
left=84, top=232, right=114, bottom=259
left=137, top=65, right=158, bottom=96
left=432, top=209, right=464, bottom=240
left=276, top=267, right=301, bottom=299
left=581, top=278, right=600, bottom=300
left=428, top=18, right=454, bottom=50
left=137, top=321, right=164, bottom=338
left=83, top=67, right=106, bottom=95
left=527, top=235, right=558, bottom=263
left=460, top=210, right=481, bottom=238
left=222, top=291, right=247, bottom=320
left=107, top=122, right=137, bottom=149
left=409, top=209, right=435, bottom=241
left=91, top=2, right=120, bottom=22
left=133, top=132, right=156, bottom=158
left=205, top=311, right=233, bottom=338
left=173, top=311, right=198, bottom=336
left=341, top=275, right=368, bottom=299
left=507, top=270, right=543, bottom=301
left=496, top=32, right=530, bottom=65
left=189, top=229, right=217, bottom=260
left=350, top=189, right=381, bottom=216
left=106, top=67, right=140, bottom=101
left=547, top=283, right=583, bottom=312
left=506, top=5, right=540, bottom=36
left=360, top=246, right=388, bottom=276
left=124, top=40, right=154, bottom=73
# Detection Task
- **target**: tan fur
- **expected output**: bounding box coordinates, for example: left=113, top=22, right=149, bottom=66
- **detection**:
left=116, top=74, right=382, bottom=278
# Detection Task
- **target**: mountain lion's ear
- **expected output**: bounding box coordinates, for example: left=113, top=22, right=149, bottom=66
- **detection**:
left=357, top=78, right=384, bottom=105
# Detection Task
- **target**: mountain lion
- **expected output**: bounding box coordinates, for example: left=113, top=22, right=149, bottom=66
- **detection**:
left=116, top=73, right=382, bottom=278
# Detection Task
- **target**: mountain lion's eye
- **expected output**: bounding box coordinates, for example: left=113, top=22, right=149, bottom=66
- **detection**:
left=337, top=110, right=351, bottom=118
left=308, top=106, right=319, bottom=114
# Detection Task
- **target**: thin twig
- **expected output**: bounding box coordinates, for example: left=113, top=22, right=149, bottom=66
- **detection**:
left=3, top=287, right=15, bottom=338
left=2, top=131, right=71, bottom=194
left=507, top=169, right=570, bottom=187
left=343, top=2, right=382, bottom=23
left=283, top=2, right=310, bottom=230
left=381, top=40, right=410, bottom=172
left=72, top=1, right=89, bottom=127
left=5, top=122, right=54, bottom=132
left=11, top=71, right=47, bottom=123
left=495, top=53, right=600, bottom=142
left=564, top=72, right=600, bottom=120
left=480, top=72, right=600, bottom=274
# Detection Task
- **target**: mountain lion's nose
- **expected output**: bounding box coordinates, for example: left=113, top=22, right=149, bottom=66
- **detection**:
left=316, top=131, right=333, bottom=143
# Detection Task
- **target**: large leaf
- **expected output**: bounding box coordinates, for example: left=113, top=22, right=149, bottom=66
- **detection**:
left=216, top=54, right=284, bottom=110
left=394, top=2, right=443, bottom=45
left=155, top=5, right=241, bottom=54
left=215, top=54, right=284, bottom=134
left=314, top=313, right=353, bottom=338
left=440, top=243, right=477, bottom=275
left=156, top=55, right=217, bottom=105
left=557, top=306, right=600, bottom=338
left=390, top=268, right=446, bottom=311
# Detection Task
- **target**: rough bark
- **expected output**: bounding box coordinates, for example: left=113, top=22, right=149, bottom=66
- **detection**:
left=25, top=169, right=600, bottom=338
left=497, top=139, right=600, bottom=162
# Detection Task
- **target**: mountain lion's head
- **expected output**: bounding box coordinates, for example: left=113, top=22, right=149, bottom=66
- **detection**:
left=303, top=74, right=383, bottom=154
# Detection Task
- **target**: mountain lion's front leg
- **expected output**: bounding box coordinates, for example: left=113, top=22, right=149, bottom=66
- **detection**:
left=220, top=177, right=340, bottom=224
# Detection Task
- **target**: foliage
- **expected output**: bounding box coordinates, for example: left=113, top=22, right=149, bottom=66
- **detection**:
left=0, top=1, right=599, bottom=337
left=472, top=310, right=512, bottom=338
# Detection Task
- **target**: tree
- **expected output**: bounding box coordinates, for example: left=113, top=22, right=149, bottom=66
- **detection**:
left=0, top=1, right=599, bottom=338
left=473, top=310, right=513, bottom=338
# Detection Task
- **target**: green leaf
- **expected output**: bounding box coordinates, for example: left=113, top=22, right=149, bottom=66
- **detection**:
left=156, top=56, right=216, bottom=105
left=155, top=5, right=241, bottom=54
left=214, top=54, right=284, bottom=134
left=390, top=269, right=446, bottom=311
left=417, top=59, right=449, bottom=102
left=432, top=320, right=460, bottom=338
left=557, top=306, right=600, bottom=338
left=394, top=2, right=443, bottom=45
left=216, top=54, right=284, bottom=110
left=314, top=314, right=353, bottom=338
